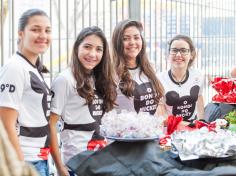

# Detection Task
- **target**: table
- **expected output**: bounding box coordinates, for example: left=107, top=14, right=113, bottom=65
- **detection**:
left=67, top=141, right=236, bottom=176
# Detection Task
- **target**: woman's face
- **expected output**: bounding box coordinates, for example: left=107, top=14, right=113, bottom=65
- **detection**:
left=18, top=15, right=52, bottom=57
left=122, top=26, right=142, bottom=66
left=78, top=34, right=104, bottom=71
left=169, top=39, right=192, bottom=70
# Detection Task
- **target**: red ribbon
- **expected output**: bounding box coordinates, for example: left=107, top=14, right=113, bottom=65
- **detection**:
left=166, top=115, right=183, bottom=135
left=87, top=139, right=107, bottom=151
left=38, top=147, right=50, bottom=160
left=159, top=135, right=170, bottom=145
left=159, top=119, right=217, bottom=146
left=195, top=120, right=216, bottom=132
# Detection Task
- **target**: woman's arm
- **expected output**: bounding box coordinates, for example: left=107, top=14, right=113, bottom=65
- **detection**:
left=155, top=97, right=166, bottom=116
left=156, top=104, right=167, bottom=117
left=0, top=107, right=24, bottom=160
left=231, top=66, right=236, bottom=78
left=156, top=102, right=169, bottom=127
left=196, top=95, right=205, bottom=120
left=49, top=112, right=70, bottom=176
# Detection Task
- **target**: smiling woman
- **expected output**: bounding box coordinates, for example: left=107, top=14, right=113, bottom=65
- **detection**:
left=111, top=19, right=164, bottom=116
left=158, top=34, right=205, bottom=124
left=122, top=26, right=143, bottom=68
left=77, top=34, right=104, bottom=71
left=18, top=10, right=51, bottom=65
left=49, top=26, right=117, bottom=176
left=0, top=9, right=52, bottom=176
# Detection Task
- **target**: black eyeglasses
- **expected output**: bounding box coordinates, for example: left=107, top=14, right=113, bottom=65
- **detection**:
left=169, top=48, right=190, bottom=56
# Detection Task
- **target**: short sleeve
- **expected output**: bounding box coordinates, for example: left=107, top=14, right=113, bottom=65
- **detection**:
left=198, top=70, right=205, bottom=96
left=50, top=75, right=70, bottom=116
left=156, top=71, right=163, bottom=83
left=0, top=64, right=25, bottom=111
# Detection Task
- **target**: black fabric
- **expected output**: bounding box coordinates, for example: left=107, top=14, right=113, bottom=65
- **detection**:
left=64, top=122, right=97, bottom=131
left=168, top=69, right=189, bottom=86
left=67, top=141, right=236, bottom=176
left=20, top=124, right=49, bottom=137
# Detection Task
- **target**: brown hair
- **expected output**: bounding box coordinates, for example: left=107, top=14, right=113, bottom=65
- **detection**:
left=111, top=19, right=164, bottom=103
left=71, top=26, right=117, bottom=112
left=168, top=34, right=196, bottom=67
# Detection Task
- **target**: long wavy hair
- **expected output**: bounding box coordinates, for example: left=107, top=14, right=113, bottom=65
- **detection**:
left=71, top=26, right=117, bottom=112
left=111, top=19, right=164, bottom=104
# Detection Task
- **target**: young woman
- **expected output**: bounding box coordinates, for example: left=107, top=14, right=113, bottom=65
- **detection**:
left=49, top=26, right=117, bottom=176
left=0, top=9, right=52, bottom=175
left=158, top=35, right=204, bottom=123
left=111, top=19, right=164, bottom=115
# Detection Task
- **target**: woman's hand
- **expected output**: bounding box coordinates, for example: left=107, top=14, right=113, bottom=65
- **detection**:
left=196, top=95, right=205, bottom=120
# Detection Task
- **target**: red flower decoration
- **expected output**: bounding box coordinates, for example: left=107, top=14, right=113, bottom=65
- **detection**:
left=227, top=92, right=236, bottom=103
left=212, top=94, right=224, bottom=102
left=211, top=77, right=236, bottom=103
left=166, top=115, right=183, bottom=135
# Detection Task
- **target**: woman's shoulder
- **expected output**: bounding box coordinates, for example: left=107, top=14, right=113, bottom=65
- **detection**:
left=189, top=68, right=203, bottom=77
left=188, top=68, right=204, bottom=85
left=0, top=54, right=25, bottom=74
left=59, top=67, right=73, bottom=77
left=52, top=68, right=75, bottom=85
left=156, top=70, right=169, bottom=80
left=158, top=70, right=169, bottom=75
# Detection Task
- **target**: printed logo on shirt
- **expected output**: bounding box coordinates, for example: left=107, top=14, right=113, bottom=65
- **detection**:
left=88, top=93, right=104, bottom=119
left=29, top=71, right=51, bottom=121
left=51, top=90, right=55, bottom=98
left=88, top=92, right=105, bottom=141
left=18, top=71, right=51, bottom=148
left=166, top=85, right=200, bottom=121
left=0, top=83, right=15, bottom=93
left=133, top=82, right=157, bottom=115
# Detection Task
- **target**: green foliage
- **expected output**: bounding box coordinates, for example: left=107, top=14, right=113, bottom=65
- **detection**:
left=225, top=110, right=236, bottom=124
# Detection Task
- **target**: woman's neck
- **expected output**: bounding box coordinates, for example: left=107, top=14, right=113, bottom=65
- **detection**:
left=18, top=49, right=38, bottom=65
left=126, top=61, right=137, bottom=69
left=84, top=68, right=93, bottom=75
left=171, top=68, right=187, bottom=80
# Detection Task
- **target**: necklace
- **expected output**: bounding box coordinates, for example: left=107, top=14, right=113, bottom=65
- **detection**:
left=169, top=70, right=188, bottom=87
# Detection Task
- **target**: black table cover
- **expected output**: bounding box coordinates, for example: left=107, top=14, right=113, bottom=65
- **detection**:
left=67, top=141, right=236, bottom=176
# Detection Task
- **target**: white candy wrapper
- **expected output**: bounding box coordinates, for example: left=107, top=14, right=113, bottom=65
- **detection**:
left=100, top=110, right=164, bottom=138
left=171, top=127, right=236, bottom=160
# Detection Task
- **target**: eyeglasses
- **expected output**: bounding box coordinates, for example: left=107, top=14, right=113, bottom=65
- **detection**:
left=169, top=48, right=190, bottom=56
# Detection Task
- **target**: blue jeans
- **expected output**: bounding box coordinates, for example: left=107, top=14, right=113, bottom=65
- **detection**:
left=30, top=160, right=49, bottom=176
left=69, top=170, right=76, bottom=176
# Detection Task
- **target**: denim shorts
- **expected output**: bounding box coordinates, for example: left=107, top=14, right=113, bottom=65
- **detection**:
left=29, top=160, right=49, bottom=176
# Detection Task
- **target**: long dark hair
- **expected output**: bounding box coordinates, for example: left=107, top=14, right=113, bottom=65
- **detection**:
left=168, top=34, right=196, bottom=68
left=111, top=19, right=164, bottom=104
left=71, top=26, right=117, bottom=112
left=18, top=8, right=50, bottom=73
